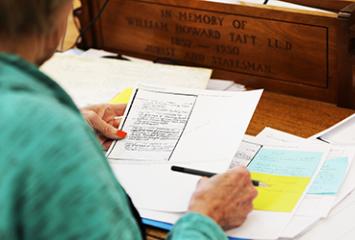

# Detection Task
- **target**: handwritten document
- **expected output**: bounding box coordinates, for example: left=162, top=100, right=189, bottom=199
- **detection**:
left=248, top=148, right=323, bottom=177
left=108, top=89, right=197, bottom=161
left=247, top=147, right=324, bottom=213
left=308, top=157, right=348, bottom=195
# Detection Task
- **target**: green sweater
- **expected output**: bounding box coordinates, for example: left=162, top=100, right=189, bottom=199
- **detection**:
left=0, top=53, right=227, bottom=240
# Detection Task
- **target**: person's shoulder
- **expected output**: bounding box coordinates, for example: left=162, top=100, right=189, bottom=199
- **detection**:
left=0, top=92, right=98, bottom=160
left=3, top=91, right=83, bottom=133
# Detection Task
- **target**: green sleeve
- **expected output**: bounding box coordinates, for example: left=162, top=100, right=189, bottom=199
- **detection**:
left=15, top=97, right=142, bottom=240
left=168, top=212, right=227, bottom=240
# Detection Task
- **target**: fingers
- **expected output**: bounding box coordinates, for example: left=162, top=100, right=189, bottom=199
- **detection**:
left=108, top=118, right=121, bottom=128
left=86, top=111, right=123, bottom=140
left=110, top=104, right=127, bottom=116
left=103, top=140, right=114, bottom=151
left=188, top=166, right=257, bottom=230
left=97, top=135, right=114, bottom=151
left=102, top=104, right=126, bottom=121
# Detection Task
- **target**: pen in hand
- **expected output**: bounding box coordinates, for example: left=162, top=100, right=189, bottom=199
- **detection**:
left=171, top=165, right=269, bottom=187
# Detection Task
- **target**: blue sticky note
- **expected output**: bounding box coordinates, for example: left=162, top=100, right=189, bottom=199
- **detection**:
left=248, top=149, right=323, bottom=177
left=308, top=157, right=348, bottom=195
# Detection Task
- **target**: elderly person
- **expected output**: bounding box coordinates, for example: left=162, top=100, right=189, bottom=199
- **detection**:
left=0, top=0, right=257, bottom=239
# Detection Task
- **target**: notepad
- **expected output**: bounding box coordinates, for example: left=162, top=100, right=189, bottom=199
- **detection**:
left=248, top=148, right=323, bottom=177
left=308, top=157, right=348, bottom=195
left=247, top=147, right=324, bottom=213
left=252, top=172, right=311, bottom=212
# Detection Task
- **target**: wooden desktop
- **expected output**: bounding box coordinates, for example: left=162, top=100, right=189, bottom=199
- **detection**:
left=62, top=1, right=354, bottom=239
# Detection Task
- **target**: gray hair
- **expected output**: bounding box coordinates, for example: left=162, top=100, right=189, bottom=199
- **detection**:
left=0, top=0, right=70, bottom=38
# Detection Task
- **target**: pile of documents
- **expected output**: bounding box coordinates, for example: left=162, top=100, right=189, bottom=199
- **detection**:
left=42, top=49, right=245, bottom=108
left=44, top=48, right=355, bottom=239
left=137, top=114, right=355, bottom=240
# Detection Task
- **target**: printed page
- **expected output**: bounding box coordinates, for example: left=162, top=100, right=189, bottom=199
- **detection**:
left=230, top=138, right=262, bottom=167
left=107, top=89, right=197, bottom=161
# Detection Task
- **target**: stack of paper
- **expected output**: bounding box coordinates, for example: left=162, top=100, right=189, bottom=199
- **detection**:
left=138, top=114, right=355, bottom=239
left=41, top=53, right=212, bottom=107
left=107, top=86, right=262, bottom=213
left=256, top=126, right=355, bottom=239
left=139, top=137, right=329, bottom=239
left=45, top=49, right=246, bottom=107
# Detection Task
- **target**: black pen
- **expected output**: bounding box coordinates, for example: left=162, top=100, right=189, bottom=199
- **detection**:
left=171, top=166, right=269, bottom=187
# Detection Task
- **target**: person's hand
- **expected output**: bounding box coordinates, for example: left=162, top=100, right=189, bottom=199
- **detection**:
left=188, top=167, right=257, bottom=230
left=81, top=104, right=127, bottom=150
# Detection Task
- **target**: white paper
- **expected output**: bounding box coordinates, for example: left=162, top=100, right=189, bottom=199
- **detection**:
left=226, top=83, right=247, bottom=92
left=109, top=88, right=262, bottom=212
left=258, top=127, right=304, bottom=143
left=140, top=208, right=292, bottom=240
left=230, top=137, right=262, bottom=167
left=280, top=215, right=320, bottom=239
left=108, top=89, right=197, bottom=162
left=41, top=54, right=212, bottom=107
left=294, top=189, right=355, bottom=240
left=312, top=114, right=355, bottom=145
left=207, top=79, right=235, bottom=90
left=80, top=48, right=117, bottom=58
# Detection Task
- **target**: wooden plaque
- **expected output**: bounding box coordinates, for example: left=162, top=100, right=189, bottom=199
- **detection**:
left=78, top=0, right=355, bottom=108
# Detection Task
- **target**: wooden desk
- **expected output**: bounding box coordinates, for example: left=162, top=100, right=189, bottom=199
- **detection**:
left=62, top=4, right=354, bottom=239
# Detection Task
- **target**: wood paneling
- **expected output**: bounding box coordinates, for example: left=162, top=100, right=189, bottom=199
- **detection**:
left=77, top=0, right=355, bottom=108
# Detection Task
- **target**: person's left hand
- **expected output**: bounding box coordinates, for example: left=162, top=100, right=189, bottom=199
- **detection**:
left=81, top=104, right=127, bottom=150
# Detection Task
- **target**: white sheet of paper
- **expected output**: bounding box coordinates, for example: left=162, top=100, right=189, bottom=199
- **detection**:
left=109, top=88, right=262, bottom=212
left=258, top=127, right=304, bottom=143
left=230, top=136, right=262, bottom=167
left=294, top=188, right=355, bottom=240
left=80, top=48, right=117, bottom=58
left=82, top=48, right=154, bottom=64
left=226, top=83, right=247, bottom=92
left=140, top=208, right=293, bottom=240
left=41, top=54, right=212, bottom=107
left=280, top=215, right=320, bottom=239
left=312, top=114, right=355, bottom=145
left=207, top=79, right=236, bottom=90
